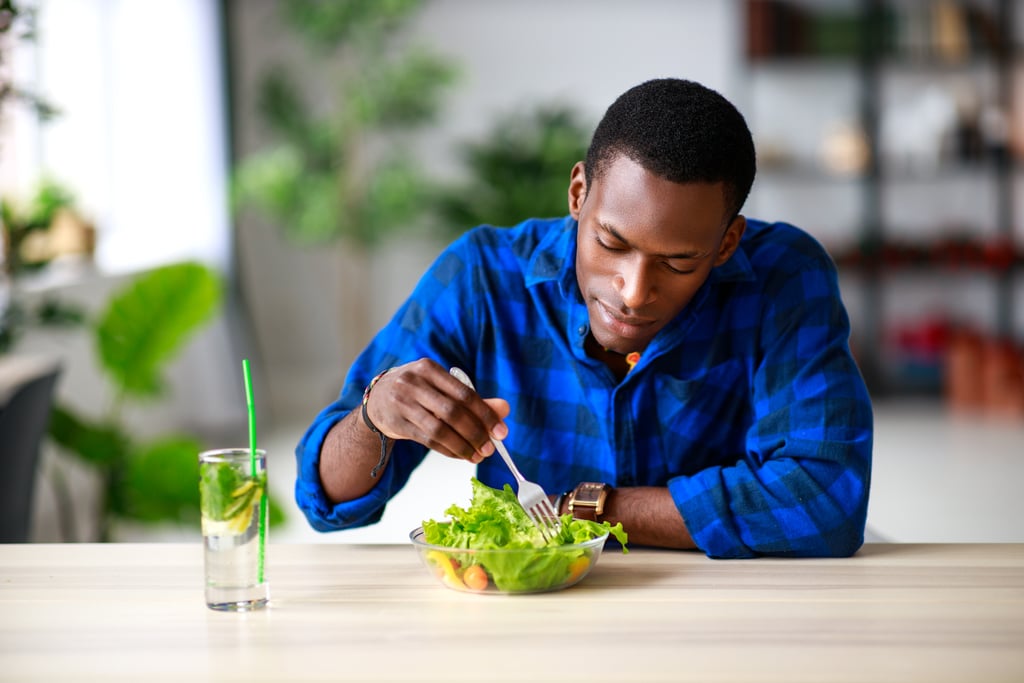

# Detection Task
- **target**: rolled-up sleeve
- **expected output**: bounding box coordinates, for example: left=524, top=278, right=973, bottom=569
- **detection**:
left=670, top=251, right=873, bottom=558
left=293, top=239, right=481, bottom=533
left=294, top=398, right=412, bottom=532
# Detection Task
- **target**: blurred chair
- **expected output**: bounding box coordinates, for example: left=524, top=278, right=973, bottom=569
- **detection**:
left=0, top=358, right=61, bottom=543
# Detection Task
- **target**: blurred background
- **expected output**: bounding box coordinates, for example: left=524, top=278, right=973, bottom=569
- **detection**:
left=2, top=0, right=1022, bottom=546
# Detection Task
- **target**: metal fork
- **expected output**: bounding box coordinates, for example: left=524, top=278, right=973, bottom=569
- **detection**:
left=449, top=367, right=561, bottom=542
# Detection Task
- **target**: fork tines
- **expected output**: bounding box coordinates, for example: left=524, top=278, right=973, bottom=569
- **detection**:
left=529, top=499, right=561, bottom=542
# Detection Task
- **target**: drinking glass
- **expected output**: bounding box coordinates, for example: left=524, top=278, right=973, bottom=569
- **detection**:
left=198, top=448, right=269, bottom=611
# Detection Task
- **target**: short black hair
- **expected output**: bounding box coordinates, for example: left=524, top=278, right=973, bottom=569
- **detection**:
left=584, top=78, right=756, bottom=223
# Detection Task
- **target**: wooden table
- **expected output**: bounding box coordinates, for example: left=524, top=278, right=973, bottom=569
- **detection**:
left=1, top=543, right=1022, bottom=682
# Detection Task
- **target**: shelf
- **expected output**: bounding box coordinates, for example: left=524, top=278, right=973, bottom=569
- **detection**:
left=746, top=0, right=1015, bottom=63
left=744, top=0, right=1022, bottom=398
left=756, top=165, right=865, bottom=182
left=748, top=52, right=1015, bottom=70
left=758, top=161, right=1020, bottom=183
left=876, top=55, right=1009, bottom=72
left=833, top=238, right=1023, bottom=272
left=746, top=57, right=862, bottom=72
left=879, top=163, right=1008, bottom=182
left=838, top=262, right=1023, bottom=277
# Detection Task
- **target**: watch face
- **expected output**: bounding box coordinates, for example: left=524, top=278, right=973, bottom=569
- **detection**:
left=570, top=483, right=609, bottom=520
left=576, top=484, right=603, bottom=504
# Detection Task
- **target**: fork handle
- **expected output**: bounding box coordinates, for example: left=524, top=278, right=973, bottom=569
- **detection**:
left=449, top=366, right=526, bottom=483
left=489, top=437, right=526, bottom=484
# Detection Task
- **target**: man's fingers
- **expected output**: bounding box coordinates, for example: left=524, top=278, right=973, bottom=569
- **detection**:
left=371, top=359, right=508, bottom=461
left=482, top=398, right=510, bottom=439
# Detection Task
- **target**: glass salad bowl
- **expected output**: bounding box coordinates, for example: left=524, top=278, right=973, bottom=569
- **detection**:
left=409, top=526, right=610, bottom=595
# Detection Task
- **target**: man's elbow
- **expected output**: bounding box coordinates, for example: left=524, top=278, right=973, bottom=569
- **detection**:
left=792, top=502, right=869, bottom=558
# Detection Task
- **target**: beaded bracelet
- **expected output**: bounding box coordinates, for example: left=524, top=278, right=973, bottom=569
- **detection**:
left=361, top=368, right=392, bottom=478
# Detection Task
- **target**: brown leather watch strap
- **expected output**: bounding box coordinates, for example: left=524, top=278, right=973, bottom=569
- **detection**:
left=567, top=482, right=611, bottom=522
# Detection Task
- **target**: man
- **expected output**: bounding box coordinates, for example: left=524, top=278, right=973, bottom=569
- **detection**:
left=296, top=78, right=873, bottom=558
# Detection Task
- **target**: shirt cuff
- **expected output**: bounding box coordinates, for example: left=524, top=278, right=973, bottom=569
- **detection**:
left=294, top=405, right=394, bottom=532
left=668, top=469, right=755, bottom=559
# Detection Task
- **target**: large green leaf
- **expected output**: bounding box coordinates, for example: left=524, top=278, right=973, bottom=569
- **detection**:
left=47, top=404, right=131, bottom=468
left=95, top=262, right=222, bottom=398
left=112, top=436, right=203, bottom=523
left=115, top=437, right=287, bottom=527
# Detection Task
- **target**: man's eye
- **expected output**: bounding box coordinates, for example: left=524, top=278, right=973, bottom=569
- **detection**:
left=595, top=235, right=624, bottom=252
left=664, top=263, right=696, bottom=275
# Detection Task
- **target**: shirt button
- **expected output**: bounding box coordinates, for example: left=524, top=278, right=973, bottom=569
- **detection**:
left=577, top=325, right=587, bottom=336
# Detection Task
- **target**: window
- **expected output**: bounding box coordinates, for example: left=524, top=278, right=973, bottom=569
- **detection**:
left=1, top=0, right=230, bottom=275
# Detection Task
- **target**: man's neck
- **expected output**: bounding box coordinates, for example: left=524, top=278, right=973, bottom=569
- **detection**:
left=583, top=333, right=635, bottom=382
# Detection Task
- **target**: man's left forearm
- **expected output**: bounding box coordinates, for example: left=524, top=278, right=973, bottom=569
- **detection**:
left=561, top=486, right=697, bottom=550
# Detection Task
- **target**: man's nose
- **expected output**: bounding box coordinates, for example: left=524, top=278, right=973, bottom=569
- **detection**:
left=615, top=258, right=656, bottom=309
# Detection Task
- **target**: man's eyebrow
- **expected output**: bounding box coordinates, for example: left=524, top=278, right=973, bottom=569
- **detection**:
left=599, top=222, right=712, bottom=260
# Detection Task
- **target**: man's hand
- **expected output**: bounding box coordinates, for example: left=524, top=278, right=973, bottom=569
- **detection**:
left=320, top=359, right=511, bottom=504
left=363, top=359, right=510, bottom=464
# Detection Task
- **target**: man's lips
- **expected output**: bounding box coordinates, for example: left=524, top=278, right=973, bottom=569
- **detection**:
left=595, top=300, right=656, bottom=338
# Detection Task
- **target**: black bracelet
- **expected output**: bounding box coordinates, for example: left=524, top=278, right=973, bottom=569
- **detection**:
left=361, top=369, right=392, bottom=478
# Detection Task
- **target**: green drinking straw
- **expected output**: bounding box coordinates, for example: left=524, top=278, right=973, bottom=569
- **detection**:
left=242, top=358, right=266, bottom=584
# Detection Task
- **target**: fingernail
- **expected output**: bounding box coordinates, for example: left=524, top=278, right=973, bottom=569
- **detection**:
left=492, top=423, right=508, bottom=440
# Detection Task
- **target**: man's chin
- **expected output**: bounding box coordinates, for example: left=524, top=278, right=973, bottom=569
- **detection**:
left=591, top=327, right=651, bottom=355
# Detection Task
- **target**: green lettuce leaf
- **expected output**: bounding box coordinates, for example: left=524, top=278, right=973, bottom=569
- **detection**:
left=422, top=478, right=628, bottom=592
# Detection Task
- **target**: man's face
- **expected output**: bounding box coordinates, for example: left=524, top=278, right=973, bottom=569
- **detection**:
left=569, top=154, right=745, bottom=355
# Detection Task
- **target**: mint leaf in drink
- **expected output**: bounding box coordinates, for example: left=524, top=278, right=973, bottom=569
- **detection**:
left=199, top=461, right=264, bottom=527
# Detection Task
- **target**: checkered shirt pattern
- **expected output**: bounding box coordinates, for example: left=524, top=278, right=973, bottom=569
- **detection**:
left=295, top=216, right=873, bottom=558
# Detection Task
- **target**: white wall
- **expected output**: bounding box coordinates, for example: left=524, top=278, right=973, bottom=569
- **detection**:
left=409, top=0, right=741, bottom=178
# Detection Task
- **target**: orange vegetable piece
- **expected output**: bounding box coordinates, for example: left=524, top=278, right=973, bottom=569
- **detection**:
left=462, top=564, right=489, bottom=592
left=426, top=551, right=464, bottom=589
left=567, top=556, right=591, bottom=583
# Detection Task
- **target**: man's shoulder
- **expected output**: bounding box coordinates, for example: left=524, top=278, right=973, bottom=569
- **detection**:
left=457, top=216, right=571, bottom=256
left=448, top=216, right=573, bottom=287
left=741, top=218, right=836, bottom=273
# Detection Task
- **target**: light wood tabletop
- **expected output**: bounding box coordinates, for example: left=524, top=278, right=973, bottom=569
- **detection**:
left=1, top=543, right=1022, bottom=682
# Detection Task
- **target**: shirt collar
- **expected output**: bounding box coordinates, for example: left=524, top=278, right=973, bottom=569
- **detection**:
left=708, top=243, right=755, bottom=284
left=524, top=215, right=579, bottom=301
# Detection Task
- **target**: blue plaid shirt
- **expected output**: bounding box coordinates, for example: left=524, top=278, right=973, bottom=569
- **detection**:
left=296, top=216, right=873, bottom=558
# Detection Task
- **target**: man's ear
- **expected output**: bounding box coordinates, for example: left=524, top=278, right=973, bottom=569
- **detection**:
left=713, top=215, right=746, bottom=266
left=568, top=161, right=587, bottom=219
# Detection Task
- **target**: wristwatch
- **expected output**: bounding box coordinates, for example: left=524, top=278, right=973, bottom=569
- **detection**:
left=566, top=482, right=611, bottom=522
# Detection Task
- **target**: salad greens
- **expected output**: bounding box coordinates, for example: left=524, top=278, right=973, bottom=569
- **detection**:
left=421, top=478, right=627, bottom=592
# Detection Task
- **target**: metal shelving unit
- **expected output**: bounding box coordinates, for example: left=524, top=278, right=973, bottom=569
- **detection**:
left=744, top=0, right=1021, bottom=397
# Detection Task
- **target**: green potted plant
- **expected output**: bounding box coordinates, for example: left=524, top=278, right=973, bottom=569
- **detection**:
left=232, top=0, right=457, bottom=247
left=46, top=261, right=285, bottom=541
left=0, top=1, right=58, bottom=126
left=230, top=0, right=458, bottom=397
left=0, top=179, right=89, bottom=352
left=433, top=105, right=592, bottom=238
left=1, top=3, right=81, bottom=352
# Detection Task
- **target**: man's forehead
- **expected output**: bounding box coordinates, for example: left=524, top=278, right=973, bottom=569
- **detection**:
left=585, top=171, right=730, bottom=251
